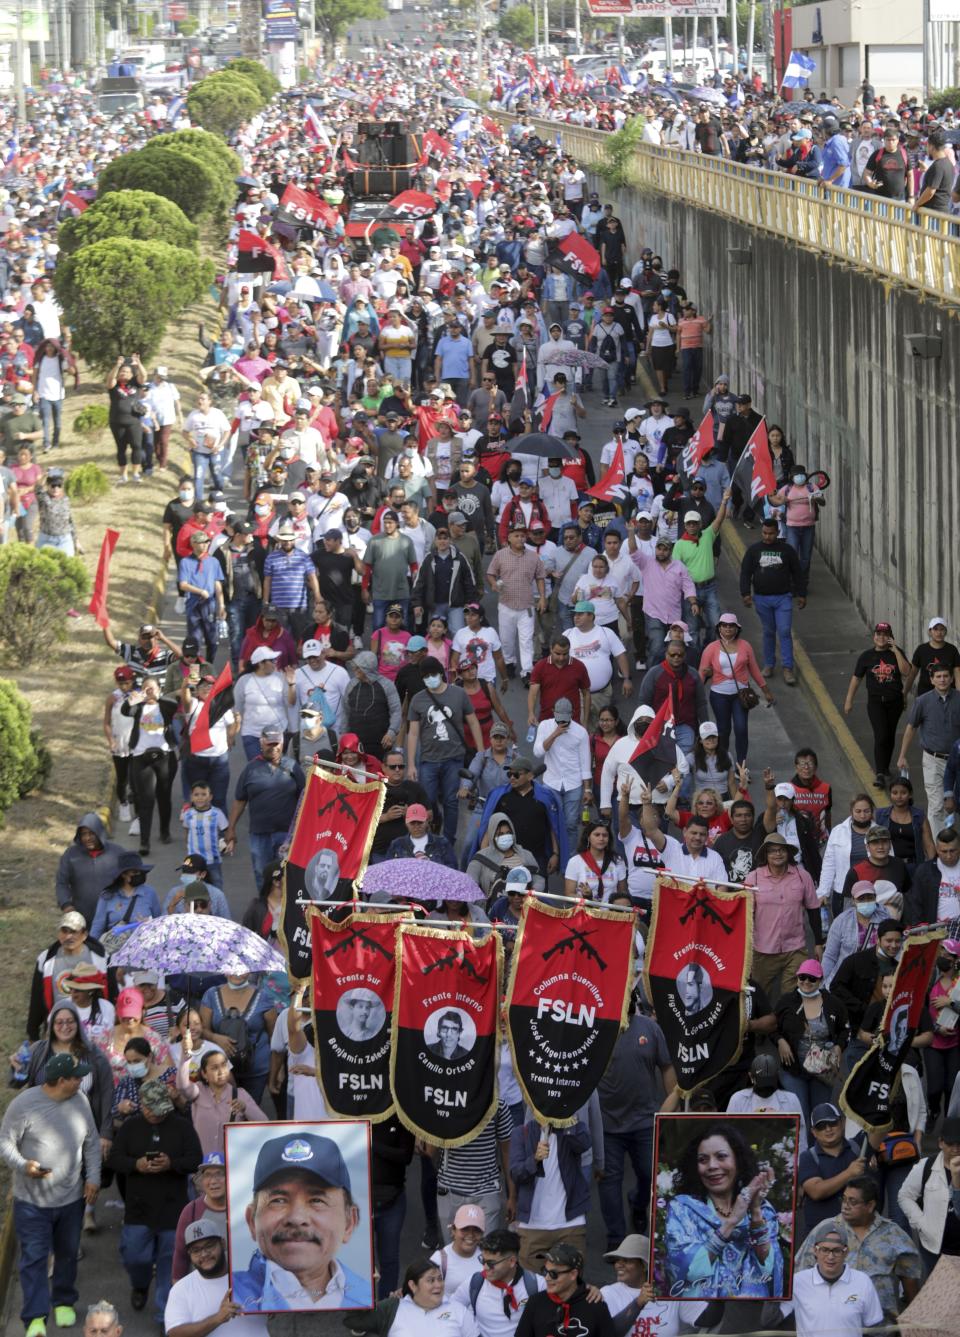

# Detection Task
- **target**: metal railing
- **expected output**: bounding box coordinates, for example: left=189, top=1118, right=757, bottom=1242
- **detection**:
left=490, top=112, right=960, bottom=305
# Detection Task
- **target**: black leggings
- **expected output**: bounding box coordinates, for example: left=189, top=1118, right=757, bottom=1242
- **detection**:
left=866, top=695, right=904, bottom=776
left=925, top=1045, right=960, bottom=1125
left=130, top=748, right=177, bottom=847
left=111, top=419, right=143, bottom=468
left=112, top=755, right=131, bottom=805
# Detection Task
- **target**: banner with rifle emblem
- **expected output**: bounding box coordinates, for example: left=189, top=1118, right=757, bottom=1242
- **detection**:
left=281, top=765, right=385, bottom=982
left=390, top=925, right=501, bottom=1146
left=644, top=876, right=752, bottom=1094
left=309, top=911, right=408, bottom=1122
left=506, top=900, right=634, bottom=1125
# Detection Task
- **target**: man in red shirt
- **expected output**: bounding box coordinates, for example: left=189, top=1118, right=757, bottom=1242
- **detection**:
left=527, top=635, right=591, bottom=728
left=790, top=746, right=832, bottom=847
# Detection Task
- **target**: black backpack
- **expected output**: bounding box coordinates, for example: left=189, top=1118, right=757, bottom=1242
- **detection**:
left=218, top=1006, right=252, bottom=1077
left=599, top=332, right=618, bottom=363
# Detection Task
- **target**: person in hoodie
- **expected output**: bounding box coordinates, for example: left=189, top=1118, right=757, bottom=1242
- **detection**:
left=466, top=813, right=544, bottom=898
left=26, top=911, right=107, bottom=1042
left=511, top=1109, right=593, bottom=1268
left=55, top=811, right=125, bottom=926
left=598, top=703, right=689, bottom=817
left=343, top=457, right=383, bottom=528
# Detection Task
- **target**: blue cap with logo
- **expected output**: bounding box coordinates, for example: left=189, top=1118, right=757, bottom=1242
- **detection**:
left=252, top=1133, right=352, bottom=1194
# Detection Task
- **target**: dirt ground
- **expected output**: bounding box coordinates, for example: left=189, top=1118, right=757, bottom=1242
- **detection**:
left=0, top=289, right=220, bottom=1127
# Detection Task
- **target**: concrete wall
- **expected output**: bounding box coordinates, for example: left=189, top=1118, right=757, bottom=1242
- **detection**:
left=790, top=0, right=924, bottom=104
left=595, top=172, right=960, bottom=637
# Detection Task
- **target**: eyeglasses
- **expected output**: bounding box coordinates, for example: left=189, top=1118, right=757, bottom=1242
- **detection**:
left=543, top=1268, right=574, bottom=1280
left=814, top=1245, right=847, bottom=1255
left=385, top=763, right=404, bottom=770
left=481, top=1256, right=510, bottom=1268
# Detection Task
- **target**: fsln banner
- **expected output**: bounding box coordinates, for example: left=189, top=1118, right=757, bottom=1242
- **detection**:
left=281, top=765, right=385, bottom=982
left=309, top=911, right=408, bottom=1122
left=840, top=926, right=944, bottom=1132
left=390, top=926, right=501, bottom=1147
left=644, top=876, right=752, bottom=1094
left=506, top=900, right=634, bottom=1125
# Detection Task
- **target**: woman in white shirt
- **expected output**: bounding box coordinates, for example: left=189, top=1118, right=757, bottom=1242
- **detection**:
left=645, top=299, right=678, bottom=396
left=572, top=554, right=627, bottom=631
left=33, top=338, right=67, bottom=452
left=564, top=822, right=627, bottom=902
left=348, top=1260, right=480, bottom=1337
left=233, top=650, right=291, bottom=759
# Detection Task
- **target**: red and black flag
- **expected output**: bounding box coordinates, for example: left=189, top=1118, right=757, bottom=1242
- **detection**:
left=237, top=228, right=290, bottom=281
left=189, top=662, right=233, bottom=754
left=629, top=695, right=677, bottom=791
left=506, top=900, right=634, bottom=1124
left=547, top=232, right=601, bottom=282
left=644, top=875, right=752, bottom=1093
left=390, top=925, right=501, bottom=1146
left=840, top=926, right=944, bottom=1131
left=382, top=189, right=436, bottom=221
left=308, top=910, right=409, bottom=1120
left=280, top=766, right=385, bottom=983
left=276, top=183, right=340, bottom=232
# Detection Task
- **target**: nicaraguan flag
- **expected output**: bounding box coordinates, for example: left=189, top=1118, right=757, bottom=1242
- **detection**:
left=450, top=111, right=471, bottom=140
left=503, top=78, right=530, bottom=108
left=782, top=50, right=816, bottom=88
left=727, top=84, right=743, bottom=108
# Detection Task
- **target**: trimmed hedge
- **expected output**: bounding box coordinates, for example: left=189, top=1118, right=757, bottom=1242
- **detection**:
left=59, top=191, right=198, bottom=257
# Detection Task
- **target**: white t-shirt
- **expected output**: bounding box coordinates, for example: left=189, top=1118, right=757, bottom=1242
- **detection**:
left=452, top=1273, right=545, bottom=1337
left=781, top=1265, right=883, bottom=1337
left=565, top=624, right=626, bottom=691
left=564, top=853, right=626, bottom=902
left=621, top=824, right=669, bottom=901
left=295, top=662, right=349, bottom=722
left=430, top=1246, right=483, bottom=1301
left=164, top=1267, right=268, bottom=1337
left=660, top=834, right=728, bottom=884
left=452, top=626, right=502, bottom=683
left=938, top=858, right=960, bottom=920
left=599, top=1282, right=705, bottom=1337
left=184, top=407, right=230, bottom=454
left=389, top=1294, right=480, bottom=1337
left=270, top=1009, right=330, bottom=1121
left=572, top=572, right=625, bottom=627
left=726, top=1088, right=808, bottom=1150
left=516, top=1128, right=586, bottom=1231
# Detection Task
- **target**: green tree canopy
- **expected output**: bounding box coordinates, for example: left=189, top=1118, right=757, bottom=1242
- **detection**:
left=54, top=238, right=213, bottom=370
left=498, top=3, right=534, bottom=44
left=186, top=71, right=264, bottom=138
left=314, top=0, right=385, bottom=53
left=97, top=145, right=223, bottom=221
left=58, top=190, right=198, bottom=256
left=225, top=57, right=281, bottom=101
left=149, top=127, right=242, bottom=179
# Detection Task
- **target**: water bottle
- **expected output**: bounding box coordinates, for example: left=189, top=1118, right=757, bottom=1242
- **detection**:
left=526, top=725, right=536, bottom=744
left=10, top=1040, right=31, bottom=1086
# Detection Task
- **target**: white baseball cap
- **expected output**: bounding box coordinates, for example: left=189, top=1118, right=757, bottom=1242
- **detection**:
left=302, top=639, right=323, bottom=658
left=623, top=406, right=643, bottom=421
left=250, top=646, right=281, bottom=665
left=929, top=616, right=947, bottom=630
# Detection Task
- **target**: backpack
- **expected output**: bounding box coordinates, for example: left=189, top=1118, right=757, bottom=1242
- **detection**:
left=468, top=1267, right=540, bottom=1314
left=599, top=332, right=618, bottom=363
left=917, top=1155, right=938, bottom=1212
left=218, top=1005, right=252, bottom=1075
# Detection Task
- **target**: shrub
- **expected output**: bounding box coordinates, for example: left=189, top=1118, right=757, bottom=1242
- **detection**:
left=929, top=86, right=960, bottom=113
left=225, top=58, right=281, bottom=101
left=97, top=146, right=223, bottom=222
left=72, top=404, right=109, bottom=434
left=596, top=115, right=646, bottom=188
left=55, top=238, right=213, bottom=370
left=186, top=72, right=264, bottom=139
left=65, top=462, right=110, bottom=504
left=0, top=681, right=48, bottom=819
left=59, top=191, right=199, bottom=257
left=149, top=128, right=242, bottom=181
left=0, top=546, right=89, bottom=667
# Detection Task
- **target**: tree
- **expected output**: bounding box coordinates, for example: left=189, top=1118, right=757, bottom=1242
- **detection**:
left=149, top=128, right=242, bottom=180
left=54, top=238, right=213, bottom=371
left=314, top=0, right=385, bottom=55
left=498, top=3, right=534, bottom=45
left=58, top=190, right=198, bottom=256
left=0, top=678, right=49, bottom=819
left=97, top=145, right=223, bottom=222
left=225, top=57, right=281, bottom=101
left=0, top=548, right=89, bottom=671
left=186, top=71, right=264, bottom=139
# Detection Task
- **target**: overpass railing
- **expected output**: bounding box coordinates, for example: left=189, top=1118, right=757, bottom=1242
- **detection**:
left=490, top=112, right=960, bottom=305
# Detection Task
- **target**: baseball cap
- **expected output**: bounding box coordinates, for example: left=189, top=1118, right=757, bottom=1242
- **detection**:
left=603, top=1233, right=650, bottom=1262
left=260, top=727, right=284, bottom=743
left=623, top=407, right=643, bottom=421
left=302, top=639, right=324, bottom=658
left=252, top=1132, right=352, bottom=1194
left=184, top=1218, right=225, bottom=1246
left=750, top=1052, right=780, bottom=1081
left=553, top=698, right=574, bottom=721
left=851, top=880, right=878, bottom=899
left=504, top=868, right=533, bottom=892
left=116, top=986, right=144, bottom=1019
left=132, top=970, right=159, bottom=987
left=250, top=646, right=281, bottom=665
left=929, top=616, right=947, bottom=629
left=447, top=511, right=467, bottom=525
left=155, top=365, right=169, bottom=377
left=874, top=621, right=893, bottom=634
left=774, top=782, right=795, bottom=799
left=45, top=1052, right=91, bottom=1082
left=59, top=910, right=86, bottom=931
left=407, top=635, right=428, bottom=651
left=452, top=1204, right=486, bottom=1229
left=406, top=803, right=430, bottom=822
left=865, top=824, right=891, bottom=842
left=490, top=721, right=511, bottom=738
left=811, top=1101, right=843, bottom=1127
left=574, top=600, right=595, bottom=614
left=536, top=1243, right=583, bottom=1270
left=698, top=722, right=718, bottom=739
left=683, top=510, right=702, bottom=525
left=797, top=957, right=824, bottom=979
left=200, top=1152, right=225, bottom=1168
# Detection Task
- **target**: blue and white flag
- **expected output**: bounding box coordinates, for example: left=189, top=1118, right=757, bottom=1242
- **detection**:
left=782, top=50, right=816, bottom=88
left=503, top=77, right=531, bottom=109
left=450, top=111, right=471, bottom=140
left=167, top=94, right=186, bottom=123
left=727, top=84, right=744, bottom=108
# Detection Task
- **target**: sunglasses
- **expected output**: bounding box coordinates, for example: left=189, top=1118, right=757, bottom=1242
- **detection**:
left=384, top=763, right=404, bottom=771
left=543, top=1268, right=574, bottom=1280
left=797, top=974, right=819, bottom=983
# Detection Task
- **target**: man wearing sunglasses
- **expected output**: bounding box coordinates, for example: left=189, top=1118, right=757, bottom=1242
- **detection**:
left=514, top=1245, right=614, bottom=1337
left=451, top=1230, right=544, bottom=1336
left=369, top=750, right=429, bottom=865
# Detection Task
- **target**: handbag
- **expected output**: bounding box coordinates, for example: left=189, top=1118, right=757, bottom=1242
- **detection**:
left=100, top=893, right=142, bottom=957
left=129, top=402, right=147, bottom=418
left=802, top=1039, right=841, bottom=1078
left=723, top=647, right=759, bottom=711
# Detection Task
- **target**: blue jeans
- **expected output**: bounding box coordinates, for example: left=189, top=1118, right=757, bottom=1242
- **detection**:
left=601, top=361, right=618, bottom=399
left=644, top=615, right=669, bottom=667
left=226, top=594, right=260, bottom=669
left=191, top=450, right=223, bottom=494
left=248, top=829, right=288, bottom=887
left=373, top=597, right=409, bottom=632
left=674, top=722, right=695, bottom=804
left=36, top=532, right=75, bottom=555
left=120, top=1223, right=176, bottom=1321
left=373, top=1190, right=407, bottom=1298
left=710, top=688, right=750, bottom=763
left=557, top=600, right=574, bottom=632
left=185, top=597, right=219, bottom=662
left=183, top=751, right=231, bottom=815
left=779, top=1066, right=833, bottom=1135
left=692, top=578, right=722, bottom=648
left=431, top=603, right=465, bottom=634
left=681, top=347, right=703, bottom=397
left=597, top=1126, right=654, bottom=1246
left=553, top=784, right=584, bottom=855
left=753, top=593, right=794, bottom=670
left=419, top=757, right=462, bottom=842
left=785, top=525, right=815, bottom=574
left=14, top=1196, right=84, bottom=1322
left=383, top=356, right=412, bottom=383
left=39, top=397, right=62, bottom=449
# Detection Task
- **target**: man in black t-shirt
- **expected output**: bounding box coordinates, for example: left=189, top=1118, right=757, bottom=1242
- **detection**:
left=313, top=528, right=362, bottom=627
left=371, top=748, right=429, bottom=858
left=863, top=129, right=913, bottom=202
left=714, top=798, right=768, bottom=881
left=915, top=130, right=957, bottom=213
left=907, top=616, right=960, bottom=696
left=694, top=109, right=721, bottom=156
left=845, top=622, right=911, bottom=786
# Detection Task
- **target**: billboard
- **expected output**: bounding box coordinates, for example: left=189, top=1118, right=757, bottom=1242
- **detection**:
left=587, top=0, right=725, bottom=13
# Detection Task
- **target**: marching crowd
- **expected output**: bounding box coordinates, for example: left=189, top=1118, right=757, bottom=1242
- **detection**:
left=1, top=44, right=960, bottom=1337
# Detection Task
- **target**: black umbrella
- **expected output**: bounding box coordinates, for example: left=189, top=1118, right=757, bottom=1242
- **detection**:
left=510, top=431, right=578, bottom=459
left=235, top=174, right=258, bottom=186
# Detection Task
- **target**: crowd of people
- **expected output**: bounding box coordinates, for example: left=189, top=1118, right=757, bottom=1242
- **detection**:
left=1, top=42, right=959, bottom=1337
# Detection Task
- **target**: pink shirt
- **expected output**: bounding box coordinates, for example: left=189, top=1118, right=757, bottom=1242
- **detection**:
left=780, top=484, right=819, bottom=528
left=744, top=865, right=819, bottom=954
left=630, top=549, right=696, bottom=625
left=699, top=637, right=765, bottom=690
left=178, top=1060, right=268, bottom=1156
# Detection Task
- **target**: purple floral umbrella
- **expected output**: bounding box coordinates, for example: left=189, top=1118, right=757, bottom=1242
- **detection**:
left=110, top=915, right=286, bottom=975
left=362, top=859, right=484, bottom=903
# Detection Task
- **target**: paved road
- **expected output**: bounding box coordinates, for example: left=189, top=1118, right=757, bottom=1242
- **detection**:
left=1, top=371, right=862, bottom=1337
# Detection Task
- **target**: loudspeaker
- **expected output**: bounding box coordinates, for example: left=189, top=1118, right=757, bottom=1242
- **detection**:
left=349, top=166, right=414, bottom=196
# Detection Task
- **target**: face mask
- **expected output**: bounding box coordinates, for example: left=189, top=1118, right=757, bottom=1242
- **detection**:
left=179, top=489, right=192, bottom=501
left=495, top=834, right=514, bottom=851
left=793, top=473, right=807, bottom=485
left=938, top=956, right=956, bottom=972
left=404, top=446, right=416, bottom=457
left=126, top=1061, right=147, bottom=1078
left=255, top=503, right=270, bottom=516
left=548, top=466, right=561, bottom=477
left=856, top=900, right=877, bottom=916
left=507, top=469, right=521, bottom=480
left=181, top=872, right=198, bottom=886
left=423, top=675, right=443, bottom=690
left=753, top=1082, right=777, bottom=1097
left=798, top=983, right=822, bottom=997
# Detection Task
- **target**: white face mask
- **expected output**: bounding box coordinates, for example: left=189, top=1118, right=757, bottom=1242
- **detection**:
left=423, top=675, right=443, bottom=690
left=548, top=466, right=561, bottom=477
left=255, top=503, right=270, bottom=516
left=495, top=834, right=514, bottom=851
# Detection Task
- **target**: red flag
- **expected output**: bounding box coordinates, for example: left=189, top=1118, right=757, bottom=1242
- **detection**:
left=88, top=528, right=119, bottom=628
left=237, top=228, right=290, bottom=281
left=587, top=439, right=626, bottom=501
left=278, top=183, right=339, bottom=230
left=482, top=114, right=502, bottom=137
left=680, top=411, right=715, bottom=476
left=384, top=189, right=436, bottom=220
left=558, top=231, right=601, bottom=279
left=743, top=417, right=776, bottom=500
left=538, top=390, right=561, bottom=432
left=629, top=693, right=673, bottom=764
left=423, top=129, right=453, bottom=158
left=61, top=189, right=88, bottom=214
left=189, top=661, right=233, bottom=754
left=341, top=148, right=358, bottom=170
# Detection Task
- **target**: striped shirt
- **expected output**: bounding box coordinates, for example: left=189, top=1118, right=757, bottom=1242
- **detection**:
left=486, top=548, right=546, bottom=611
left=263, top=547, right=314, bottom=609
left=438, top=1100, right=513, bottom=1195
left=181, top=805, right=229, bottom=866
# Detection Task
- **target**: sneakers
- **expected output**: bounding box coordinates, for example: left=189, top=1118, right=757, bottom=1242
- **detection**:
left=118, top=802, right=132, bottom=823
left=634, top=659, right=646, bottom=672
left=761, top=666, right=775, bottom=678
left=128, top=818, right=140, bottom=836
left=783, top=667, right=797, bottom=686
left=54, top=1308, right=76, bottom=1328
left=26, top=1320, right=46, bottom=1337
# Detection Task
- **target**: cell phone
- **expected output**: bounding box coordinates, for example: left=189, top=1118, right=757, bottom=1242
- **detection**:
left=36, top=1165, right=52, bottom=1175
left=145, top=1152, right=161, bottom=1162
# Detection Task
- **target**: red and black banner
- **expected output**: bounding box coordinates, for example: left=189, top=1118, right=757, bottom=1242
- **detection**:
left=237, top=228, right=290, bottom=281
left=280, top=766, right=385, bottom=982
left=547, top=232, right=601, bottom=281
left=390, top=926, right=501, bottom=1146
left=506, top=900, right=635, bottom=1125
left=189, top=662, right=233, bottom=754
left=644, top=876, right=752, bottom=1094
left=840, top=927, right=944, bottom=1132
left=382, top=189, right=436, bottom=221
left=276, top=183, right=340, bottom=232
left=308, top=911, right=408, bottom=1121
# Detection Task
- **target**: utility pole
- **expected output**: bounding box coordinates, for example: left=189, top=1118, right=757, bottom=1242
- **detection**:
left=745, top=0, right=754, bottom=77
left=240, top=0, right=261, bottom=56
left=573, top=0, right=580, bottom=53
left=38, top=0, right=46, bottom=70
left=14, top=0, right=26, bottom=123
left=729, top=0, right=737, bottom=75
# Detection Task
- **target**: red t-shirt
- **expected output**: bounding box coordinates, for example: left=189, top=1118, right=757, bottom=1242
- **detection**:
left=530, top=658, right=590, bottom=723
left=677, top=809, right=732, bottom=845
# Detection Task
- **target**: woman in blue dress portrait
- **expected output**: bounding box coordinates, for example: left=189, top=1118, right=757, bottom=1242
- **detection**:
left=664, top=1121, right=784, bottom=1298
